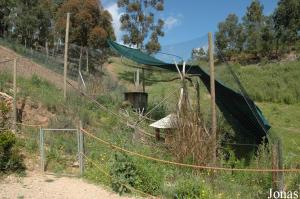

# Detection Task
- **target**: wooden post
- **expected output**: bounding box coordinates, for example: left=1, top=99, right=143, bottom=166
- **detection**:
left=272, top=143, right=278, bottom=190
left=45, top=41, right=49, bottom=60
left=39, top=128, right=45, bottom=172
left=79, top=121, right=84, bottom=176
left=63, top=12, right=70, bottom=100
left=277, top=139, right=284, bottom=191
left=13, top=58, right=17, bottom=132
left=86, top=48, right=89, bottom=73
left=208, top=32, right=217, bottom=165
left=142, top=68, right=145, bottom=92
left=196, top=80, right=200, bottom=117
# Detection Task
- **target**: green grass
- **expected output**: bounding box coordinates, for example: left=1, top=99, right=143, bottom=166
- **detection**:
left=216, top=61, right=300, bottom=104
left=258, top=102, right=300, bottom=164
left=1, top=53, right=300, bottom=198
left=109, top=57, right=300, bottom=164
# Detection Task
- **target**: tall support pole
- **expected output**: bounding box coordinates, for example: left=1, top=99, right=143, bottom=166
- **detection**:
left=208, top=32, right=217, bottom=165
left=63, top=12, right=70, bottom=100
left=13, top=58, right=17, bottom=132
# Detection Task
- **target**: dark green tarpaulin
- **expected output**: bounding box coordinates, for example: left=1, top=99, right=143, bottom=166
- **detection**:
left=108, top=40, right=271, bottom=143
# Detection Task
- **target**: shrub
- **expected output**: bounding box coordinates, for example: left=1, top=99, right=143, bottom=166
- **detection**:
left=109, top=152, right=139, bottom=195
left=109, top=152, right=163, bottom=196
left=0, top=131, right=25, bottom=173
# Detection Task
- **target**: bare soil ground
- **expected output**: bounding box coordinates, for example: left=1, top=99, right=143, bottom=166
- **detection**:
left=0, top=45, right=77, bottom=89
left=0, top=172, right=132, bottom=199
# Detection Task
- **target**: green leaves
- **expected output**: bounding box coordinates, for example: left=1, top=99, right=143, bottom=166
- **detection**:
left=215, top=0, right=300, bottom=63
left=118, top=0, right=164, bottom=54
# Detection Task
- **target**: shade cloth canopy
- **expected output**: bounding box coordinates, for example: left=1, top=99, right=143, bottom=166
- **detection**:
left=108, top=40, right=271, bottom=143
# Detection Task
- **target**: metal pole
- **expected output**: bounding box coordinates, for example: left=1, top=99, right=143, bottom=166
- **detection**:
left=13, top=58, right=17, bottom=133
left=79, top=121, right=84, bottom=176
left=39, top=128, right=45, bottom=172
left=208, top=32, right=217, bottom=165
left=63, top=12, right=70, bottom=100
left=77, top=123, right=80, bottom=168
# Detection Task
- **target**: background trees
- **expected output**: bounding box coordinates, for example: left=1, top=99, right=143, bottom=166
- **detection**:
left=0, top=0, right=115, bottom=73
left=117, top=0, right=165, bottom=92
left=214, top=0, right=300, bottom=64
left=215, top=14, right=245, bottom=61
left=117, top=0, right=164, bottom=54
left=56, top=0, right=115, bottom=49
left=273, top=0, right=300, bottom=53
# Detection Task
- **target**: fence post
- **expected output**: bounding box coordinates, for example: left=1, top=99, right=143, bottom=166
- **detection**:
left=13, top=58, right=17, bottom=133
left=79, top=121, right=84, bottom=176
left=196, top=80, right=200, bottom=117
left=39, top=128, right=45, bottom=172
left=277, top=139, right=284, bottom=191
left=77, top=124, right=80, bottom=165
left=272, top=143, right=278, bottom=190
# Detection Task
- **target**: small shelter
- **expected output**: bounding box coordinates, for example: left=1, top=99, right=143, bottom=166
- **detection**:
left=149, top=114, right=177, bottom=145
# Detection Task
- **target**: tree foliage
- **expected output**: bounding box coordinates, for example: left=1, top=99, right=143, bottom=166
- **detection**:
left=215, top=14, right=245, bottom=61
left=273, top=0, right=300, bottom=51
left=117, top=0, right=164, bottom=54
left=215, top=0, right=300, bottom=64
left=56, top=0, right=115, bottom=48
left=0, top=0, right=116, bottom=73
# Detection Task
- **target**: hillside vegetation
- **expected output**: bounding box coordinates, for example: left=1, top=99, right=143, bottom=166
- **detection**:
left=0, top=44, right=300, bottom=198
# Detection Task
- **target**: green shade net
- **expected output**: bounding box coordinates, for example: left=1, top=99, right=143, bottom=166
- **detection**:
left=108, top=40, right=271, bottom=143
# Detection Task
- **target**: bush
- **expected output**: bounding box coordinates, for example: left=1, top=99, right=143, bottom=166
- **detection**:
left=109, top=152, right=163, bottom=196
left=0, top=131, right=25, bottom=173
left=109, top=152, right=139, bottom=195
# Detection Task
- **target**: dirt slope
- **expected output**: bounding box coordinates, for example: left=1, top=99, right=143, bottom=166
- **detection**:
left=0, top=172, right=132, bottom=199
left=0, top=45, right=77, bottom=89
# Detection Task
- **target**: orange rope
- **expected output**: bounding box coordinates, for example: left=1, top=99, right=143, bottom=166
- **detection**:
left=81, top=152, right=157, bottom=198
left=81, top=128, right=300, bottom=173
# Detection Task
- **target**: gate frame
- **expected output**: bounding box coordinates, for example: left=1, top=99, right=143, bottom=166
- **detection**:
left=39, top=127, right=84, bottom=175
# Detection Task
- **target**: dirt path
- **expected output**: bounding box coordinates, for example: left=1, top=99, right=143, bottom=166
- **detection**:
left=0, top=172, right=132, bottom=199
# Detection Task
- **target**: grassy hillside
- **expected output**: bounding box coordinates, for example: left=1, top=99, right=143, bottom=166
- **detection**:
left=216, top=61, right=300, bottom=104
left=108, top=57, right=300, bottom=163
left=1, top=46, right=300, bottom=198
